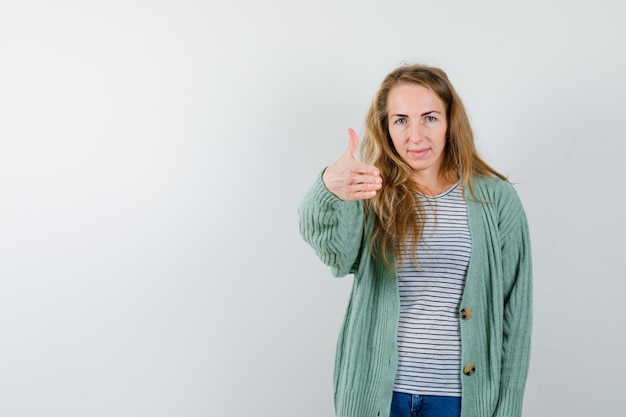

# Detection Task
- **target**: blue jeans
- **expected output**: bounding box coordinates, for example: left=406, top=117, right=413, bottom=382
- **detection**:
left=390, top=391, right=461, bottom=417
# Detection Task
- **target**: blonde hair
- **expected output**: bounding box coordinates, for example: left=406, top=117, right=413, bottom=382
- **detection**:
left=361, top=64, right=507, bottom=267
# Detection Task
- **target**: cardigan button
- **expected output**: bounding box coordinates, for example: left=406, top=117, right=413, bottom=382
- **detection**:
left=460, top=308, right=472, bottom=319
left=463, top=364, right=476, bottom=376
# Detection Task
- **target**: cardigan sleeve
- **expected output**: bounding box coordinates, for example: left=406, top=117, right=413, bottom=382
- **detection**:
left=298, top=171, right=365, bottom=277
left=493, top=186, right=533, bottom=417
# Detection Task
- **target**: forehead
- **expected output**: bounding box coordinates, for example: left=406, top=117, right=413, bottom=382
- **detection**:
left=387, top=83, right=445, bottom=112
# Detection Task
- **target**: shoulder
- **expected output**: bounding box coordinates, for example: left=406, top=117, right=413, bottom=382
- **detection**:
left=467, top=176, right=528, bottom=236
left=471, top=175, right=514, bottom=194
left=469, top=176, right=522, bottom=209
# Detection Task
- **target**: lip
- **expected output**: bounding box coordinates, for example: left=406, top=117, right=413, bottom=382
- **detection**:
left=408, top=148, right=430, bottom=158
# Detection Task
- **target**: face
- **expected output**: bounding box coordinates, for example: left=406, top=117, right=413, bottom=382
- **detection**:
left=387, top=83, right=448, bottom=183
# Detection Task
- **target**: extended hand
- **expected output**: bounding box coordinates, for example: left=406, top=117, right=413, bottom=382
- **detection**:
left=322, top=128, right=383, bottom=201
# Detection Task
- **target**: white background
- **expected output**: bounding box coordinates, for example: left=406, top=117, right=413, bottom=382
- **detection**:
left=1, top=0, right=624, bottom=416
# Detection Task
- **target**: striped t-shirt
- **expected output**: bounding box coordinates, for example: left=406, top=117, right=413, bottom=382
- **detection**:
left=393, top=183, right=471, bottom=397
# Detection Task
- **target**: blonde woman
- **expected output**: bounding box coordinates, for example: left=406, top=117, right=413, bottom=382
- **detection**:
left=299, top=64, right=532, bottom=417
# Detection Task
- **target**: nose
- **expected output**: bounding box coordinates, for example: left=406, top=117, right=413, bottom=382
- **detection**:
left=408, top=121, right=426, bottom=142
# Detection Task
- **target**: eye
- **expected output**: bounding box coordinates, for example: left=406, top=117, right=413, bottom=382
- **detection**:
left=394, top=118, right=407, bottom=125
left=425, top=115, right=437, bottom=123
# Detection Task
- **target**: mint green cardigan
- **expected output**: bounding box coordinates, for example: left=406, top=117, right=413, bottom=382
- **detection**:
left=298, top=174, right=532, bottom=417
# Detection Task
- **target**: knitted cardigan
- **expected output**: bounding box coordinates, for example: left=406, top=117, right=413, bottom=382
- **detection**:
left=298, top=173, right=532, bottom=417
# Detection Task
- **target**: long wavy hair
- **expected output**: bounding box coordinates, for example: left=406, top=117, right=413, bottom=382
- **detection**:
left=361, top=64, right=507, bottom=267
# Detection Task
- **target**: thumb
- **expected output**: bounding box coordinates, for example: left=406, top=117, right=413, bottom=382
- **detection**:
left=343, top=128, right=359, bottom=159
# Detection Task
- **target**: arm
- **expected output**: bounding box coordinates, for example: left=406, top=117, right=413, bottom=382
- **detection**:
left=298, top=172, right=365, bottom=277
left=493, top=189, right=533, bottom=417
left=298, top=129, right=383, bottom=277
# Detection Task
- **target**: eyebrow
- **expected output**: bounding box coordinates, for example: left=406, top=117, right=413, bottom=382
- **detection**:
left=390, top=110, right=443, bottom=118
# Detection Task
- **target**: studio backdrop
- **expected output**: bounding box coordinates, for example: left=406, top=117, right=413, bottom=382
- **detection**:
left=0, top=1, right=624, bottom=416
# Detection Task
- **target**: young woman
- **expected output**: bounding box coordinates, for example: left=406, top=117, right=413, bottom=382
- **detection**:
left=298, top=64, right=532, bottom=417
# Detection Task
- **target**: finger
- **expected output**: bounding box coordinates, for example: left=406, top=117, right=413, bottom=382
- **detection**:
left=348, top=165, right=383, bottom=184
left=342, top=128, right=359, bottom=159
left=352, top=187, right=380, bottom=201
left=350, top=175, right=383, bottom=199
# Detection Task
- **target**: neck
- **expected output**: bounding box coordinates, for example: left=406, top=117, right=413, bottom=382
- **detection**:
left=413, top=171, right=459, bottom=196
